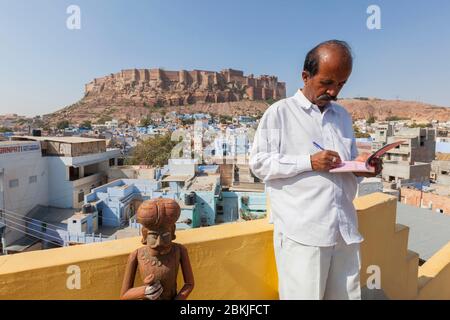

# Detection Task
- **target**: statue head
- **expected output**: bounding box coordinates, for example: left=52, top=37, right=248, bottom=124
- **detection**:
left=137, top=198, right=180, bottom=255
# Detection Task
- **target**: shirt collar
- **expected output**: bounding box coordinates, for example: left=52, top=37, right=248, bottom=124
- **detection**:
left=293, top=89, right=336, bottom=113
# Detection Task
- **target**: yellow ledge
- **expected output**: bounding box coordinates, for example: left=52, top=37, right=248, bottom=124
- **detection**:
left=0, top=192, right=448, bottom=300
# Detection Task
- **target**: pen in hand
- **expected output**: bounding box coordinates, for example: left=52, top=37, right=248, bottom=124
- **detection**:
left=311, top=141, right=342, bottom=171
left=313, top=141, right=325, bottom=151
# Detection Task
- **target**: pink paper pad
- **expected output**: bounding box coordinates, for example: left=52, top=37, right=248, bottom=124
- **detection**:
left=329, top=140, right=405, bottom=173
left=329, top=161, right=375, bottom=173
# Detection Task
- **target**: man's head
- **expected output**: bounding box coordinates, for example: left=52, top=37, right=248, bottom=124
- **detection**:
left=302, top=40, right=353, bottom=108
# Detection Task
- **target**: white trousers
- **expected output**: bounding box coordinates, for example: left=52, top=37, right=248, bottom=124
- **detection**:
left=273, top=227, right=361, bottom=300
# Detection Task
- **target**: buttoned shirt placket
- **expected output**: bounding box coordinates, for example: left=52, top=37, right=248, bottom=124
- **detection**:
left=311, top=104, right=342, bottom=241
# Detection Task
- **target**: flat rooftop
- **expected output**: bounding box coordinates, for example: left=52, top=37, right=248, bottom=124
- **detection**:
left=390, top=135, right=417, bottom=139
left=0, top=140, right=39, bottom=146
left=396, top=202, right=450, bottom=261
left=12, top=136, right=105, bottom=143
left=27, top=206, right=77, bottom=225
left=4, top=236, right=39, bottom=252
left=162, top=175, right=193, bottom=182
left=185, top=174, right=219, bottom=191
left=230, top=182, right=265, bottom=192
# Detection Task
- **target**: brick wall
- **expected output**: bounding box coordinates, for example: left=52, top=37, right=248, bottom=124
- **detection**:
left=400, top=187, right=450, bottom=215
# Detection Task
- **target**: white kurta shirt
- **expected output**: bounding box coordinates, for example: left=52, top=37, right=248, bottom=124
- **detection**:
left=249, top=89, right=364, bottom=247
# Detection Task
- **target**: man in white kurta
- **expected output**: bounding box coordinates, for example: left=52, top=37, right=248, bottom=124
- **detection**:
left=249, top=40, right=382, bottom=300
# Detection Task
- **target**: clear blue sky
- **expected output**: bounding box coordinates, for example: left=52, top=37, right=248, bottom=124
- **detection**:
left=1, top=0, right=450, bottom=116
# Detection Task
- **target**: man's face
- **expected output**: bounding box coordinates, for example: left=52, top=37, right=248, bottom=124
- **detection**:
left=302, top=51, right=352, bottom=108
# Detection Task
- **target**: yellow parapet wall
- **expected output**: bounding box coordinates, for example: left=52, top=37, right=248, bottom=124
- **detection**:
left=417, top=242, right=450, bottom=300
left=354, top=193, right=420, bottom=299
left=0, top=219, right=278, bottom=300
left=0, top=192, right=448, bottom=300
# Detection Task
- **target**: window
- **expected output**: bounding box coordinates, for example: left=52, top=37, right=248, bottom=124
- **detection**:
left=109, top=158, right=115, bottom=166
left=69, top=166, right=80, bottom=181
left=9, top=179, right=19, bottom=188
left=41, top=223, right=47, bottom=233
left=29, top=175, right=37, bottom=184
left=84, top=163, right=99, bottom=177
left=78, top=190, right=84, bottom=203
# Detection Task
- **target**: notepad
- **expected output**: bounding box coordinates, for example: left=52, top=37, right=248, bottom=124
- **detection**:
left=329, top=140, right=405, bottom=173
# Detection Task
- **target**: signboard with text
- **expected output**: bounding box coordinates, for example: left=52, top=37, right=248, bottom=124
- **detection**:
left=0, top=143, right=40, bottom=156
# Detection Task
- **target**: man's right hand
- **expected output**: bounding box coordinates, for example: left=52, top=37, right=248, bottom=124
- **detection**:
left=310, top=150, right=342, bottom=172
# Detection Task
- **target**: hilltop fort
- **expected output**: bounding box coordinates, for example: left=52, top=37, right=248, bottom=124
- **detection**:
left=84, top=68, right=286, bottom=107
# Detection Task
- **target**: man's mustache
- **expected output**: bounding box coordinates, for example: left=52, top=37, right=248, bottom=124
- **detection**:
left=317, top=94, right=337, bottom=101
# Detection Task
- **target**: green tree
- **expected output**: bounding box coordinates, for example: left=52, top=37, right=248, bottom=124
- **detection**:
left=408, top=122, right=432, bottom=128
left=353, top=125, right=371, bottom=138
left=254, top=111, right=263, bottom=120
left=56, top=120, right=70, bottom=130
left=0, top=127, right=12, bottom=133
left=139, top=116, right=154, bottom=127
left=219, top=115, right=232, bottom=124
left=96, top=115, right=112, bottom=124
left=127, top=133, right=178, bottom=167
left=80, top=120, right=92, bottom=130
left=385, top=116, right=409, bottom=122
left=154, top=100, right=164, bottom=108
left=366, top=115, right=376, bottom=124
left=265, top=98, right=279, bottom=105
left=181, top=118, right=195, bottom=126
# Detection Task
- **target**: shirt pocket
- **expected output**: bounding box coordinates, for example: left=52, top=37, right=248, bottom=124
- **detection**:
left=335, top=137, right=353, bottom=161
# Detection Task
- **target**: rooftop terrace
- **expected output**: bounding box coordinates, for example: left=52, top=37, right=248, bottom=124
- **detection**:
left=12, top=136, right=105, bottom=143
left=0, top=193, right=448, bottom=299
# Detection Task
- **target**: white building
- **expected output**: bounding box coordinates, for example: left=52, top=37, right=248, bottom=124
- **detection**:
left=105, top=119, right=119, bottom=130
left=0, top=136, right=120, bottom=251
left=0, top=141, right=48, bottom=247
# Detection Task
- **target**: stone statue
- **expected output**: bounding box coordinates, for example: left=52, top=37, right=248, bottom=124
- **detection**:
left=120, top=198, right=194, bottom=300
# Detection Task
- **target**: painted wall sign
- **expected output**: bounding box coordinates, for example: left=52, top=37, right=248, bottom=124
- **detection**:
left=0, top=143, right=40, bottom=155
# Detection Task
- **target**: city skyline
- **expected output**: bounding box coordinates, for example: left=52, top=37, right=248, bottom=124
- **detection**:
left=1, top=0, right=450, bottom=116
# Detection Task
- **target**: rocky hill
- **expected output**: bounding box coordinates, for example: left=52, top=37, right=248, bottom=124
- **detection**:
left=45, top=68, right=450, bottom=125
left=46, top=68, right=285, bottom=125
left=338, top=98, right=450, bottom=122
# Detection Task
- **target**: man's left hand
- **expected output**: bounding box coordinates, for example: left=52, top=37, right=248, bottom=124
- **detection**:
left=353, top=152, right=383, bottom=178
